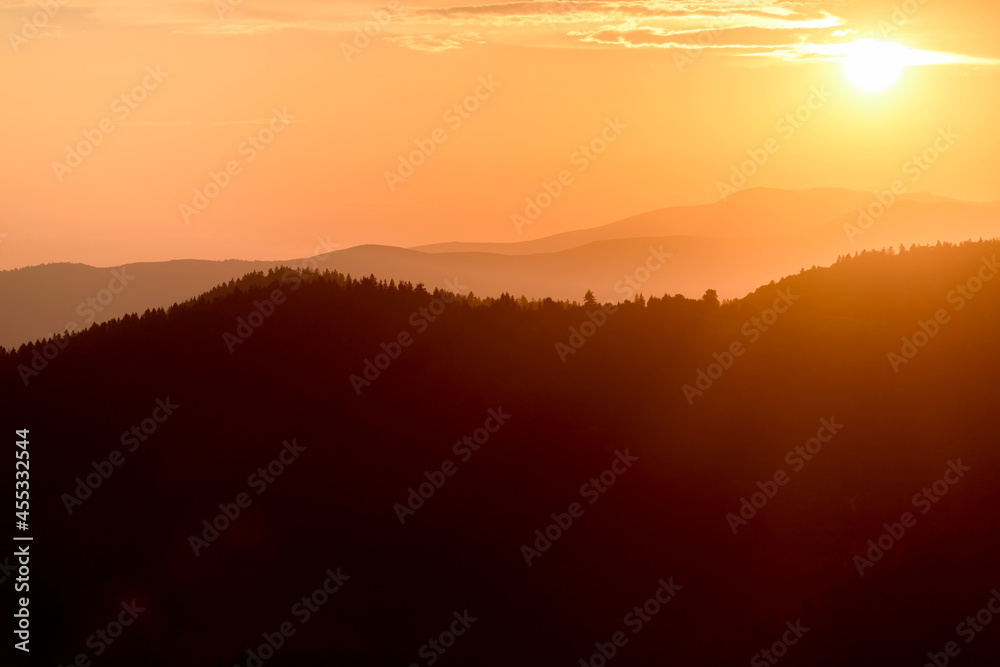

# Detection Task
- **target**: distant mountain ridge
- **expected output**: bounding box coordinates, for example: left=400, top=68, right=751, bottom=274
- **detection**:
left=410, top=188, right=996, bottom=255
left=1, top=187, right=997, bottom=349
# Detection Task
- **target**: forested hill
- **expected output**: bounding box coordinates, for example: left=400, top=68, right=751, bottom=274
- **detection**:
left=2, top=240, right=999, bottom=666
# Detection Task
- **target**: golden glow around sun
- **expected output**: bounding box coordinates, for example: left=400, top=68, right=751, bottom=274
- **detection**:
left=842, top=39, right=909, bottom=91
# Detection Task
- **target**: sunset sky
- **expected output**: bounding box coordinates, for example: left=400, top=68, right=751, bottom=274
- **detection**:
left=1, top=0, right=998, bottom=269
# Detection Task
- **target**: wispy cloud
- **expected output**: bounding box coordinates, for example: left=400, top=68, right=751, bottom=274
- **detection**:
left=384, top=31, right=486, bottom=52
left=2, top=0, right=996, bottom=65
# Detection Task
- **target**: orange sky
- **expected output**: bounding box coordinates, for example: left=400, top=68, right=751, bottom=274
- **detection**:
left=1, top=0, right=998, bottom=269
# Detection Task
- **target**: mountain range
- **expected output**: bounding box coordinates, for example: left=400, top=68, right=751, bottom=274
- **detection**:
left=2, top=187, right=997, bottom=349
left=4, top=239, right=999, bottom=665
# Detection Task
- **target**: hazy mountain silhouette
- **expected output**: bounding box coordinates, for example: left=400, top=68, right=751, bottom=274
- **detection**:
left=0, top=259, right=294, bottom=349
left=412, top=187, right=997, bottom=253
left=2, top=188, right=997, bottom=349
left=414, top=187, right=875, bottom=254
left=2, top=240, right=999, bottom=665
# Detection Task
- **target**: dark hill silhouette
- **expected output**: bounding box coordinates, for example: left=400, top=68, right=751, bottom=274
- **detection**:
left=2, top=242, right=1000, bottom=666
left=3, top=188, right=997, bottom=350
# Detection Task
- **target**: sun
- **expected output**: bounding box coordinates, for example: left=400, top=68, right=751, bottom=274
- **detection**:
left=842, top=39, right=909, bottom=91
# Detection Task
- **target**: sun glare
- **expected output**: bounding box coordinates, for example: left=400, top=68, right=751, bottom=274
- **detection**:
left=843, top=39, right=909, bottom=91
